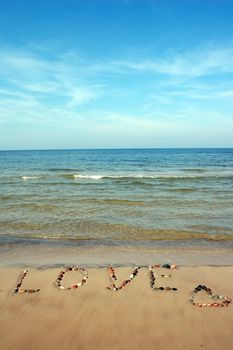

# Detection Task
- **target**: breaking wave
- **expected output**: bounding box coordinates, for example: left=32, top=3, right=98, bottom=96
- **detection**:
left=18, top=172, right=233, bottom=181
left=21, top=176, right=41, bottom=180
left=72, top=172, right=233, bottom=180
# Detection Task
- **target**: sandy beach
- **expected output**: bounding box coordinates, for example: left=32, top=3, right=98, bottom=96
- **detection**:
left=0, top=264, right=232, bottom=350
left=1, top=0, right=233, bottom=347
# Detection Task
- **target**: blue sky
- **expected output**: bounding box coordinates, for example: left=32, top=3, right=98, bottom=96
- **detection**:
left=0, top=0, right=233, bottom=149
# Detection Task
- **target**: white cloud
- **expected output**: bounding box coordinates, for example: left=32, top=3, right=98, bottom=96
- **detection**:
left=0, top=46, right=104, bottom=124
left=111, top=46, right=233, bottom=77
left=0, top=42, right=233, bottom=149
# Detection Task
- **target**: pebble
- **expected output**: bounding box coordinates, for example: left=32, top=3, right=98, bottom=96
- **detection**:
left=171, top=264, right=177, bottom=269
left=162, top=264, right=171, bottom=269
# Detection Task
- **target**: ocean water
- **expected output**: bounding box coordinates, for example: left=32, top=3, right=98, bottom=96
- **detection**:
left=0, top=148, right=233, bottom=257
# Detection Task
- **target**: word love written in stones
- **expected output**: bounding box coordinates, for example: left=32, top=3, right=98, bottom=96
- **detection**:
left=4, top=264, right=232, bottom=308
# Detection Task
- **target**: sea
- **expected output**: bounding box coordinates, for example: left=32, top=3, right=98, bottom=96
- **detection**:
left=0, top=148, right=233, bottom=266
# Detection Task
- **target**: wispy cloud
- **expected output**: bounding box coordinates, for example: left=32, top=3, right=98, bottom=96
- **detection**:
left=0, top=46, right=105, bottom=125
left=0, top=47, right=100, bottom=95
left=110, top=46, right=233, bottom=77
left=0, top=42, right=233, bottom=146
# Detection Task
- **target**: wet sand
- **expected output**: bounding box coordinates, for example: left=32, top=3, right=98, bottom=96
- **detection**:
left=0, top=264, right=232, bottom=350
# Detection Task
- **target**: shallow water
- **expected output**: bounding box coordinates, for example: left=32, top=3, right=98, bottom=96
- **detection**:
left=0, top=148, right=233, bottom=254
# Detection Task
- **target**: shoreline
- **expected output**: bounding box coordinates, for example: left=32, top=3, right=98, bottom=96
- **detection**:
left=1, top=243, right=233, bottom=268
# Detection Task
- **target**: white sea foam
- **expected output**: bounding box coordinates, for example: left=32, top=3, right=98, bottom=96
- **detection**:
left=72, top=173, right=233, bottom=180
left=21, top=176, right=41, bottom=180
left=20, top=171, right=233, bottom=181
left=73, top=174, right=104, bottom=180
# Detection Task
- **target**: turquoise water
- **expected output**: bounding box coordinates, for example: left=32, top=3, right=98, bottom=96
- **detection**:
left=0, top=148, right=233, bottom=252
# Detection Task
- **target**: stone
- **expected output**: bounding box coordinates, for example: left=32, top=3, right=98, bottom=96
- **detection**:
left=162, top=264, right=170, bottom=269
left=212, top=295, right=219, bottom=300
left=171, top=264, right=177, bottom=269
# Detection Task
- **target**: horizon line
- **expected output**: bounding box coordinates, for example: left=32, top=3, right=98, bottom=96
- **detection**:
left=1, top=147, right=233, bottom=152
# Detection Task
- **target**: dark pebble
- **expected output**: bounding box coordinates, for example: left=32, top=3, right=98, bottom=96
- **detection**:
left=162, top=264, right=170, bottom=269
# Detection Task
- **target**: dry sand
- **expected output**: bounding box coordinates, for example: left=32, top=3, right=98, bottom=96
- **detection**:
left=0, top=265, right=232, bottom=350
